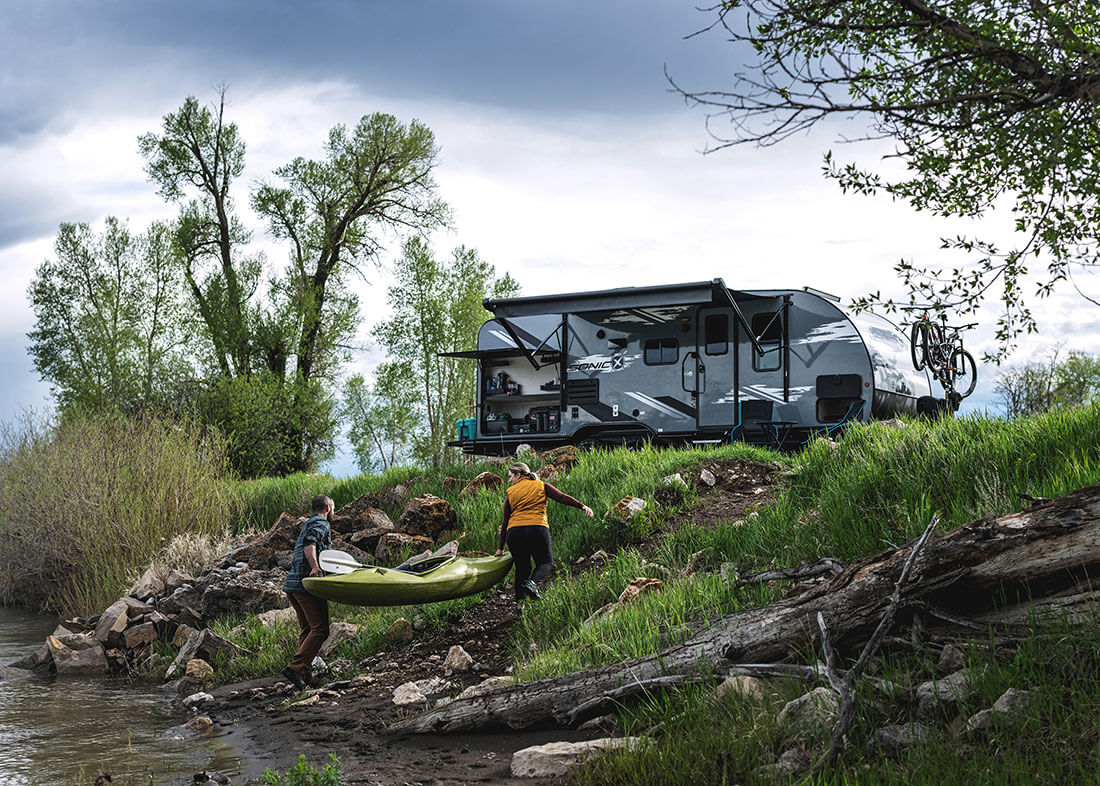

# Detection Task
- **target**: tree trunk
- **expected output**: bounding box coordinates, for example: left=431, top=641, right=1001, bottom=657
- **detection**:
left=389, top=482, right=1100, bottom=734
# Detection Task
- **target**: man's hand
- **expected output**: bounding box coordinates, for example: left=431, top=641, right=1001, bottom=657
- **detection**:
left=495, top=548, right=505, bottom=557
left=309, top=566, right=323, bottom=577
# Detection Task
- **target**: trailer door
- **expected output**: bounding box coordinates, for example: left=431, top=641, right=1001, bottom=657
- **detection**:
left=695, top=308, right=736, bottom=428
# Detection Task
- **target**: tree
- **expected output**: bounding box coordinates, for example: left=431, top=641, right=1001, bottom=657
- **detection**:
left=252, top=113, right=450, bottom=382
left=27, top=217, right=189, bottom=413
left=373, top=238, right=519, bottom=468
left=138, top=89, right=254, bottom=377
left=342, top=362, right=419, bottom=473
left=677, top=1, right=1100, bottom=359
left=995, top=347, right=1100, bottom=417
left=135, top=92, right=449, bottom=475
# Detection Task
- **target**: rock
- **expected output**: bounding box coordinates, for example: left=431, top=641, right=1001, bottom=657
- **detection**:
left=396, top=494, right=458, bottom=540
left=588, top=550, right=610, bottom=564
left=173, top=624, right=199, bottom=648
left=661, top=473, right=689, bottom=489
left=182, top=691, right=214, bottom=708
left=459, top=472, right=505, bottom=498
left=916, top=668, right=975, bottom=721
left=876, top=722, right=932, bottom=752
left=291, top=693, right=321, bottom=708
left=442, top=476, right=466, bottom=490
left=758, top=748, right=811, bottom=779
left=384, top=617, right=414, bottom=645
left=200, top=571, right=287, bottom=620
left=319, top=622, right=360, bottom=658
left=713, top=675, right=767, bottom=705
left=46, top=635, right=107, bottom=676
left=511, top=738, right=648, bottom=778
left=607, top=497, right=647, bottom=523
left=432, top=539, right=459, bottom=557
left=456, top=676, right=512, bottom=699
left=164, top=569, right=195, bottom=593
left=938, top=642, right=966, bottom=673
left=681, top=548, right=713, bottom=576
left=186, top=716, right=214, bottom=732
left=542, top=445, right=579, bottom=466
left=93, top=600, right=131, bottom=648
left=123, top=622, right=158, bottom=650
left=195, top=629, right=248, bottom=662
left=129, top=566, right=166, bottom=600
left=392, top=682, right=428, bottom=706
left=0, top=665, right=34, bottom=681
left=185, top=659, right=214, bottom=680
left=413, top=676, right=456, bottom=696
left=349, top=525, right=396, bottom=554
left=699, top=468, right=717, bottom=487
left=778, top=687, right=840, bottom=732
left=443, top=645, right=474, bottom=673
left=255, top=606, right=298, bottom=628
left=376, top=532, right=435, bottom=563
left=964, top=688, right=1033, bottom=734
left=514, top=444, right=536, bottom=459
left=538, top=465, right=559, bottom=483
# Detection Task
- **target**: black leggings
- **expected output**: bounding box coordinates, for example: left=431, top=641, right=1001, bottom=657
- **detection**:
left=506, top=526, right=553, bottom=600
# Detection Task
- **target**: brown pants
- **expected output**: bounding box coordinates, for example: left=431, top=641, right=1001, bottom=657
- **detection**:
left=286, top=591, right=330, bottom=679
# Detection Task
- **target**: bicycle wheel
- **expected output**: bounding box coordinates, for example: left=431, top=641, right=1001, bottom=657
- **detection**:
left=910, top=323, right=927, bottom=371
left=950, top=349, right=978, bottom=398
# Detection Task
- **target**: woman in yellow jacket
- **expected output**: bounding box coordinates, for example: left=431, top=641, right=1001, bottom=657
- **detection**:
left=495, top=461, right=593, bottom=605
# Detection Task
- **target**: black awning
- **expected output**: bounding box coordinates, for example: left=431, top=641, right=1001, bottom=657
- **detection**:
left=484, top=279, right=727, bottom=318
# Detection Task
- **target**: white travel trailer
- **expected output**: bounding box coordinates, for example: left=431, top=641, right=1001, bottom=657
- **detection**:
left=447, top=279, right=940, bottom=456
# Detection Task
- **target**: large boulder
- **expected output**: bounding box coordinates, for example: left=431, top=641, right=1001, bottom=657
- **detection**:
left=511, top=739, right=648, bottom=778
left=128, top=566, right=166, bottom=601
left=335, top=487, right=409, bottom=519
left=93, top=600, right=133, bottom=649
left=348, top=525, right=396, bottom=555
left=459, top=472, right=505, bottom=498
left=376, top=532, right=435, bottom=563
left=397, top=494, right=457, bottom=540
left=46, top=634, right=107, bottom=676
left=200, top=571, right=287, bottom=620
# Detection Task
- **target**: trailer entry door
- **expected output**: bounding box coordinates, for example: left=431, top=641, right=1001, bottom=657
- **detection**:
left=696, top=308, right=736, bottom=428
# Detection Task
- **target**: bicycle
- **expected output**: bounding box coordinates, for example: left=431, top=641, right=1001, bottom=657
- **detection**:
left=904, top=307, right=978, bottom=400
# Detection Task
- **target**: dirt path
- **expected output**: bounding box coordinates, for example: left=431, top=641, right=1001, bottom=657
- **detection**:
left=209, top=458, right=781, bottom=784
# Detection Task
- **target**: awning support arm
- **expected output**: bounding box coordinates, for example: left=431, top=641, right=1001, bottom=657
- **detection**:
left=713, top=284, right=765, bottom=356
left=496, top=317, right=542, bottom=369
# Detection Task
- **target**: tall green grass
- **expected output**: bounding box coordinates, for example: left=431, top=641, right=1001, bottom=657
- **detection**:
left=0, top=411, right=233, bottom=615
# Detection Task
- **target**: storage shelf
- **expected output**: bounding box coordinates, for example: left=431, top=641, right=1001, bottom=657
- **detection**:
left=485, top=393, right=561, bottom=402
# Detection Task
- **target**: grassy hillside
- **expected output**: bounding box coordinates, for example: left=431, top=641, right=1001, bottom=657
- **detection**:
left=206, top=403, right=1100, bottom=783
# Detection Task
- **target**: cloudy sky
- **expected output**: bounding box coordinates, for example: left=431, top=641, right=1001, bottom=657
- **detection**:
left=3, top=1, right=1098, bottom=473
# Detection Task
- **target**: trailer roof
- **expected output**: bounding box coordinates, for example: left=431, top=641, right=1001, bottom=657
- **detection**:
left=485, top=279, right=729, bottom=317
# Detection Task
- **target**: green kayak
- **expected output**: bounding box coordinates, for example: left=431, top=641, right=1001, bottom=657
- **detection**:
left=303, top=554, right=513, bottom=607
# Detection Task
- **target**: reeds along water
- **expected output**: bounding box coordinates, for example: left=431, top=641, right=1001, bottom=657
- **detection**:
left=0, top=411, right=233, bottom=615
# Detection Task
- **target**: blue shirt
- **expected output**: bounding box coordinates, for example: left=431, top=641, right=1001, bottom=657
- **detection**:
left=283, top=513, right=333, bottom=594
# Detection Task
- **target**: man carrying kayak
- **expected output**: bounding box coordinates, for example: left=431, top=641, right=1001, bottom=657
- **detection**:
left=495, top=462, right=593, bottom=610
left=281, top=494, right=334, bottom=689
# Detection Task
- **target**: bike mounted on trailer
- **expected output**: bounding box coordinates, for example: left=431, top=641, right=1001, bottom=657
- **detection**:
left=903, top=306, right=979, bottom=411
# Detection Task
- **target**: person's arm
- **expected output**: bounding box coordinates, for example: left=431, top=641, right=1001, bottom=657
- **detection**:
left=544, top=483, right=594, bottom=517
left=304, top=544, right=322, bottom=577
left=496, top=498, right=512, bottom=554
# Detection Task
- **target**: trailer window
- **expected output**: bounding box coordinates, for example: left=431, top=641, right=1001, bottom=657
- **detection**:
left=751, top=311, right=782, bottom=372
left=644, top=338, right=678, bottom=365
left=704, top=314, right=728, bottom=355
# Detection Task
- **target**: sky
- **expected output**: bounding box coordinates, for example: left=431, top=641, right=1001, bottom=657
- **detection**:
left=3, top=1, right=1098, bottom=475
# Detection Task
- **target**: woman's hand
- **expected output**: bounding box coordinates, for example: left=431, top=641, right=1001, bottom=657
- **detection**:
left=581, top=505, right=594, bottom=518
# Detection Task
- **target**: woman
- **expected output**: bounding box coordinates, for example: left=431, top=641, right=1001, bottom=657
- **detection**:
left=495, top=461, right=593, bottom=606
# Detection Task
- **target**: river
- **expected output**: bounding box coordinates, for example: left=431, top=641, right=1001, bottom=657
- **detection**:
left=0, top=606, right=259, bottom=785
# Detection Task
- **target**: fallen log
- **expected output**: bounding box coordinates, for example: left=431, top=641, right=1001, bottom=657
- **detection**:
left=389, top=482, right=1100, bottom=734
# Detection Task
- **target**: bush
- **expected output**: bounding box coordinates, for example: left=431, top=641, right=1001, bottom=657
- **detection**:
left=262, top=754, right=341, bottom=785
left=0, top=410, right=233, bottom=615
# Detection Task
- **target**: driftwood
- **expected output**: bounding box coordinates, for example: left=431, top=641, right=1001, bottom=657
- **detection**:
left=389, top=482, right=1100, bottom=734
left=735, top=557, right=847, bottom=586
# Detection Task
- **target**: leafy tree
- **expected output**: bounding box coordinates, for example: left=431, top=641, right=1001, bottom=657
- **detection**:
left=27, top=217, right=189, bottom=413
left=134, top=92, right=449, bottom=476
left=373, top=238, right=519, bottom=467
left=138, top=89, right=255, bottom=377
left=252, top=113, right=450, bottom=382
left=995, top=348, right=1100, bottom=417
left=678, top=1, right=1100, bottom=358
left=342, top=362, right=419, bottom=473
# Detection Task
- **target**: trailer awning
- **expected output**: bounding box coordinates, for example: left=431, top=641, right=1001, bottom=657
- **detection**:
left=485, top=279, right=727, bottom=318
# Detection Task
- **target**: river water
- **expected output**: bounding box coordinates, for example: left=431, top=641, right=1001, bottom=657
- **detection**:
left=0, top=606, right=257, bottom=785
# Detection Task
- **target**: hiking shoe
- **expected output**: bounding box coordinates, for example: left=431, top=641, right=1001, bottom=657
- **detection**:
left=281, top=666, right=307, bottom=690
left=522, top=580, right=541, bottom=600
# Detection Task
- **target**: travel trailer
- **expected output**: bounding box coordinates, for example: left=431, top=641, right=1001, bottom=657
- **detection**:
left=447, top=279, right=938, bottom=456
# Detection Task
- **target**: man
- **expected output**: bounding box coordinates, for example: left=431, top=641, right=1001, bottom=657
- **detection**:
left=281, top=494, right=334, bottom=689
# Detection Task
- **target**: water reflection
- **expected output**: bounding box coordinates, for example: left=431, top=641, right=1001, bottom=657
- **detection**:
left=0, top=606, right=251, bottom=785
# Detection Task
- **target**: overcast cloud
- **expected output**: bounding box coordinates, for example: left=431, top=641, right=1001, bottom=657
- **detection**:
left=2, top=1, right=1096, bottom=474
